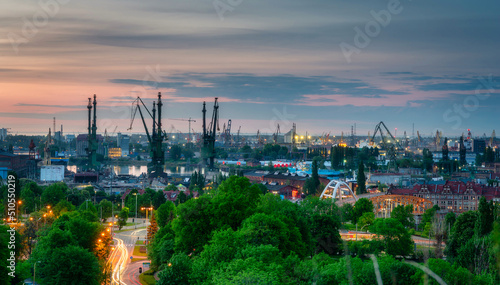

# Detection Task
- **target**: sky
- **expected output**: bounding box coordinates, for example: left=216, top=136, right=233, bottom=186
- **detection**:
left=1, top=0, right=499, bottom=138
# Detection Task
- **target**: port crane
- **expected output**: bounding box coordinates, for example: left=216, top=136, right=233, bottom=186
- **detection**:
left=202, top=98, right=219, bottom=169
left=128, top=92, right=166, bottom=176
left=370, top=121, right=402, bottom=170
left=273, top=124, right=280, bottom=144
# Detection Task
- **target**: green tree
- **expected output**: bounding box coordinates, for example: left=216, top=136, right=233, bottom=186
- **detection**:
left=300, top=196, right=342, bottom=255
left=358, top=212, right=375, bottom=231
left=391, top=204, right=415, bottom=229
left=445, top=211, right=478, bottom=261
left=444, top=211, right=456, bottom=230
left=156, top=201, right=175, bottom=228
left=352, top=198, right=374, bottom=225
left=357, top=161, right=366, bottom=195
left=422, top=148, right=434, bottom=172
left=33, top=245, right=101, bottom=285
left=370, top=218, right=413, bottom=256
left=99, top=199, right=112, bottom=221
left=476, top=196, right=494, bottom=237
left=210, top=176, right=261, bottom=231
left=152, top=190, right=167, bottom=209
left=339, top=203, right=353, bottom=223
left=118, top=207, right=129, bottom=230
left=53, top=200, right=76, bottom=217
left=175, top=191, right=188, bottom=205
left=170, top=145, right=182, bottom=161
left=172, top=195, right=214, bottom=253
left=421, top=204, right=440, bottom=226
left=41, top=182, right=68, bottom=207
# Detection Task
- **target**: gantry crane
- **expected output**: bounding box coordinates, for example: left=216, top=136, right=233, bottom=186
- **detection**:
left=129, top=92, right=166, bottom=176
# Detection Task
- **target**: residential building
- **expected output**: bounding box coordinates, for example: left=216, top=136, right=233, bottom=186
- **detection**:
left=388, top=181, right=500, bottom=213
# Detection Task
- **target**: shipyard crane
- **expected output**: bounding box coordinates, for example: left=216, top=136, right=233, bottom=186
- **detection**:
left=256, top=130, right=264, bottom=146
left=273, top=124, right=280, bottom=144
left=220, top=119, right=232, bottom=146
left=128, top=92, right=167, bottom=175
left=87, top=95, right=98, bottom=170
left=236, top=126, right=241, bottom=146
left=202, top=98, right=219, bottom=169
left=370, top=121, right=402, bottom=170
left=169, top=118, right=196, bottom=143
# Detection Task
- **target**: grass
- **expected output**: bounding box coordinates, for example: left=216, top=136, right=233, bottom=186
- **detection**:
left=139, top=269, right=156, bottom=285
left=136, top=240, right=145, bottom=245
left=131, top=257, right=147, bottom=263
left=133, top=245, right=148, bottom=257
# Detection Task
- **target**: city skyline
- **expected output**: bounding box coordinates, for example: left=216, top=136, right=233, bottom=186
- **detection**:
left=1, top=0, right=499, bottom=137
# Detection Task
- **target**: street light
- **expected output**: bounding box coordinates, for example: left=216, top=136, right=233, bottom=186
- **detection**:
left=133, top=193, right=138, bottom=229
left=141, top=207, right=153, bottom=226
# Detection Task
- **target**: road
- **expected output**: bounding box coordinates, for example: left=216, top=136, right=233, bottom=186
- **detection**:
left=341, top=231, right=445, bottom=246
left=108, top=228, right=148, bottom=285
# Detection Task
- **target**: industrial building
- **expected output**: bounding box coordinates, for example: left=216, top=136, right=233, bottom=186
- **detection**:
left=40, top=165, right=65, bottom=182
left=76, top=134, right=104, bottom=157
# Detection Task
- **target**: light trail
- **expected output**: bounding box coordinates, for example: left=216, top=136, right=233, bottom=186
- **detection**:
left=111, top=237, right=129, bottom=285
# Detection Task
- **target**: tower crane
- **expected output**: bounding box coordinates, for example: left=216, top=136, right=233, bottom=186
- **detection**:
left=169, top=118, right=196, bottom=143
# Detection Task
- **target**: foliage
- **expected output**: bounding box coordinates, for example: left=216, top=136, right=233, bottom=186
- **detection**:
left=300, top=196, right=342, bottom=255
left=304, top=157, right=321, bottom=196
left=357, top=161, right=366, bottom=195
left=358, top=212, right=375, bottom=230
left=53, top=200, right=76, bottom=217
left=152, top=190, right=167, bottom=209
left=421, top=204, right=440, bottom=226
left=33, top=245, right=101, bottom=285
left=169, top=145, right=183, bottom=161
left=339, top=203, right=353, bottom=223
left=98, top=199, right=112, bottom=221
left=117, top=207, right=129, bottom=230
left=172, top=195, right=214, bottom=253
left=156, top=201, right=175, bottom=228
left=41, top=182, right=68, bottom=207
left=370, top=218, right=413, bottom=257
left=147, top=211, right=159, bottom=243
left=455, top=234, right=495, bottom=275
left=352, top=198, right=374, bottom=225
left=391, top=204, right=415, bottom=228
left=476, top=196, right=494, bottom=237
left=445, top=211, right=478, bottom=261
left=156, top=253, right=192, bottom=285
left=210, top=176, right=261, bottom=231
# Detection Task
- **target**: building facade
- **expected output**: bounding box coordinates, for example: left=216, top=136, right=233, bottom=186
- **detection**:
left=388, top=181, right=500, bottom=213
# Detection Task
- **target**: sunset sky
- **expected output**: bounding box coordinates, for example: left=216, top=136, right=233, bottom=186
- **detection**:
left=1, top=0, right=499, bottom=138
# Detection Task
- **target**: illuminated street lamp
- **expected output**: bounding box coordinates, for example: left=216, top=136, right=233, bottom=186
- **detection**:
left=141, top=207, right=153, bottom=226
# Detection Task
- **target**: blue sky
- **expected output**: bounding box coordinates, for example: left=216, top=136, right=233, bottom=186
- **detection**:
left=0, top=0, right=499, bottom=137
